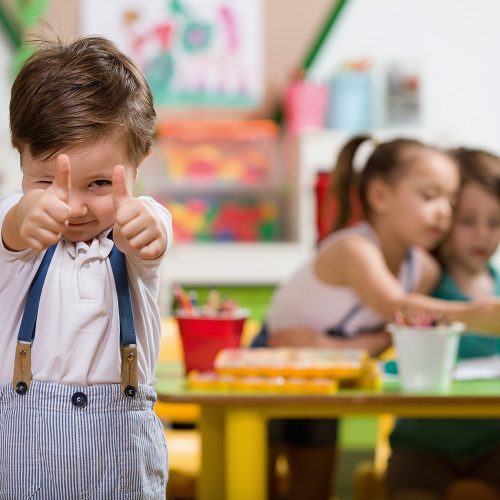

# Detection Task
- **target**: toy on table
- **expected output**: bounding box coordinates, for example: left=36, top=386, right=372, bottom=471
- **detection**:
left=187, top=347, right=381, bottom=394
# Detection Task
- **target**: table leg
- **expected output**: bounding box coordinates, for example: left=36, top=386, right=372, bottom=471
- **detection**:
left=198, top=406, right=225, bottom=500
left=226, top=408, right=267, bottom=500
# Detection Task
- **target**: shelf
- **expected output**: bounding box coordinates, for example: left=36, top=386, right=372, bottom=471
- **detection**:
left=159, top=242, right=314, bottom=314
left=162, top=242, right=313, bottom=285
left=148, top=183, right=285, bottom=196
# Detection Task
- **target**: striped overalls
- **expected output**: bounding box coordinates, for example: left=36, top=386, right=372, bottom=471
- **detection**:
left=0, top=241, right=168, bottom=499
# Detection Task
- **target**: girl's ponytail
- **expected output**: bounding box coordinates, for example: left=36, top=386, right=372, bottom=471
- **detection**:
left=330, top=134, right=370, bottom=231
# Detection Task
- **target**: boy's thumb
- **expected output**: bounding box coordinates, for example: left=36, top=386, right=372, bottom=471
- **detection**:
left=51, top=154, right=71, bottom=199
left=112, top=165, right=131, bottom=208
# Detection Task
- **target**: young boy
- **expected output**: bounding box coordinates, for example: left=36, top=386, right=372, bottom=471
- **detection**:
left=388, top=148, right=500, bottom=500
left=0, top=36, right=172, bottom=497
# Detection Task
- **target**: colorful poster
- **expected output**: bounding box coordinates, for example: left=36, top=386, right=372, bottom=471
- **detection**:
left=80, top=0, right=263, bottom=107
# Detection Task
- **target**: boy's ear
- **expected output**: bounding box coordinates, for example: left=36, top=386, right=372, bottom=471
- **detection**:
left=132, top=168, right=139, bottom=183
left=367, top=178, right=392, bottom=215
left=133, top=147, right=152, bottom=182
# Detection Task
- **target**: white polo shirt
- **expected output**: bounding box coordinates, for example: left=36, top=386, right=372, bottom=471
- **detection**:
left=0, top=190, right=173, bottom=387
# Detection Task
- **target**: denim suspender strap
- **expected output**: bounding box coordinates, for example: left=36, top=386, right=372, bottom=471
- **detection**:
left=13, top=238, right=138, bottom=398
left=108, top=242, right=139, bottom=398
left=13, top=245, right=57, bottom=395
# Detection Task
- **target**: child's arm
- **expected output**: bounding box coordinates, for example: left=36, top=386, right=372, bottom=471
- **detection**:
left=1, top=157, right=71, bottom=251
left=112, top=165, right=167, bottom=260
left=318, top=235, right=500, bottom=334
left=269, top=327, right=391, bottom=357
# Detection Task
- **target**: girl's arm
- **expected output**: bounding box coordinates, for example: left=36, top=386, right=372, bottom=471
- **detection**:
left=318, top=235, right=500, bottom=334
left=269, top=327, right=391, bottom=357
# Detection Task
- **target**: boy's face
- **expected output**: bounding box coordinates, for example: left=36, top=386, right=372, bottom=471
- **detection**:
left=442, top=181, right=500, bottom=274
left=21, top=138, right=137, bottom=244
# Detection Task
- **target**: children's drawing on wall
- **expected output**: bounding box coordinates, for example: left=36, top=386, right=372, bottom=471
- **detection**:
left=80, top=0, right=263, bottom=107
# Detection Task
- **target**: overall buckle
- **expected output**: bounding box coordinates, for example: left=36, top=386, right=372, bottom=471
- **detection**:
left=121, top=344, right=138, bottom=398
left=13, top=341, right=32, bottom=395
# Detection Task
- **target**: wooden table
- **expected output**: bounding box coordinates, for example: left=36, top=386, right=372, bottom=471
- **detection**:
left=155, top=364, right=500, bottom=500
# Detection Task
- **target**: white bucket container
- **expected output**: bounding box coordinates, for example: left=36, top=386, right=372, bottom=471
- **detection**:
left=387, top=323, right=465, bottom=392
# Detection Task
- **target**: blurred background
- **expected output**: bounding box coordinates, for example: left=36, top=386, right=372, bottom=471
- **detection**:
left=3, top=0, right=500, bottom=311
left=2, top=1, right=500, bottom=498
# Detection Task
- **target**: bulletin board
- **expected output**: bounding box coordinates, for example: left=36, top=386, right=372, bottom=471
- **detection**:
left=80, top=0, right=263, bottom=108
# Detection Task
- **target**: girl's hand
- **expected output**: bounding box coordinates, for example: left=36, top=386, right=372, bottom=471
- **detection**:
left=464, top=299, right=500, bottom=335
left=13, top=155, right=71, bottom=251
left=112, top=165, right=166, bottom=260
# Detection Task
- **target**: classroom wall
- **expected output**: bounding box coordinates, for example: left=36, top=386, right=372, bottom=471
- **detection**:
left=22, top=0, right=334, bottom=121
left=0, top=33, right=20, bottom=192
left=0, top=0, right=333, bottom=191
left=2, top=0, right=500, bottom=188
left=309, top=0, right=500, bottom=154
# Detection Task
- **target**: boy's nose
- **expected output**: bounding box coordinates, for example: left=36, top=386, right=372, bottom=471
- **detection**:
left=68, top=195, right=88, bottom=217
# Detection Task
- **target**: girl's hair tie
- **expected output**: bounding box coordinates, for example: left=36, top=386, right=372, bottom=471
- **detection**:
left=353, top=138, right=378, bottom=172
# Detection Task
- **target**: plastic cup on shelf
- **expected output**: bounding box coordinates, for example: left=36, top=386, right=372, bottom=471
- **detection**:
left=284, top=79, right=328, bottom=133
left=387, top=322, right=465, bottom=393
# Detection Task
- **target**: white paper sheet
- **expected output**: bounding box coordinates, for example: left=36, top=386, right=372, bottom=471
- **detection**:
left=454, top=355, right=500, bottom=381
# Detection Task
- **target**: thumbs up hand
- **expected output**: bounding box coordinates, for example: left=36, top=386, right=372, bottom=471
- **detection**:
left=14, top=154, right=72, bottom=251
left=112, top=165, right=167, bottom=260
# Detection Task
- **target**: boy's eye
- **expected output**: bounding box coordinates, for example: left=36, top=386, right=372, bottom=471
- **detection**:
left=90, top=179, right=111, bottom=188
left=422, top=191, right=437, bottom=201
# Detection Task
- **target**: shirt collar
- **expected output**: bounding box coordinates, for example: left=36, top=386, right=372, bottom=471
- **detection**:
left=62, top=227, right=114, bottom=263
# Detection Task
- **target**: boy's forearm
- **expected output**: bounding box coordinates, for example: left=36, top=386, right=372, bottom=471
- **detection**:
left=2, top=197, right=32, bottom=251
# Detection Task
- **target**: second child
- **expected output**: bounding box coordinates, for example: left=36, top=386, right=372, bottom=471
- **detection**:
left=388, top=148, right=500, bottom=500
left=256, top=136, right=500, bottom=500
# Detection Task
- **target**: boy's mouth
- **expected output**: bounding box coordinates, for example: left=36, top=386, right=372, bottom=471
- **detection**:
left=68, top=220, right=91, bottom=227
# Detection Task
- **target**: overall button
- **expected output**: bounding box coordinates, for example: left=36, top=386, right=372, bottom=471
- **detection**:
left=124, top=385, right=136, bottom=399
left=71, top=391, right=88, bottom=408
left=15, top=381, right=28, bottom=395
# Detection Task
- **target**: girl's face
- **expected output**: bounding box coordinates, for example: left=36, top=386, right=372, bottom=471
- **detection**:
left=21, top=138, right=137, bottom=244
left=440, top=181, right=500, bottom=274
left=377, top=151, right=459, bottom=250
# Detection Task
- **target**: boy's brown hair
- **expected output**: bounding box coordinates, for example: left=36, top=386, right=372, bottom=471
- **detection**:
left=10, top=36, right=156, bottom=167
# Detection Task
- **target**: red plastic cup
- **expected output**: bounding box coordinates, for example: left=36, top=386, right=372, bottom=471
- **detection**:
left=176, top=312, right=247, bottom=373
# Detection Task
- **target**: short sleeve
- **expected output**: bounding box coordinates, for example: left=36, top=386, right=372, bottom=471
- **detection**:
left=0, top=190, right=37, bottom=263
